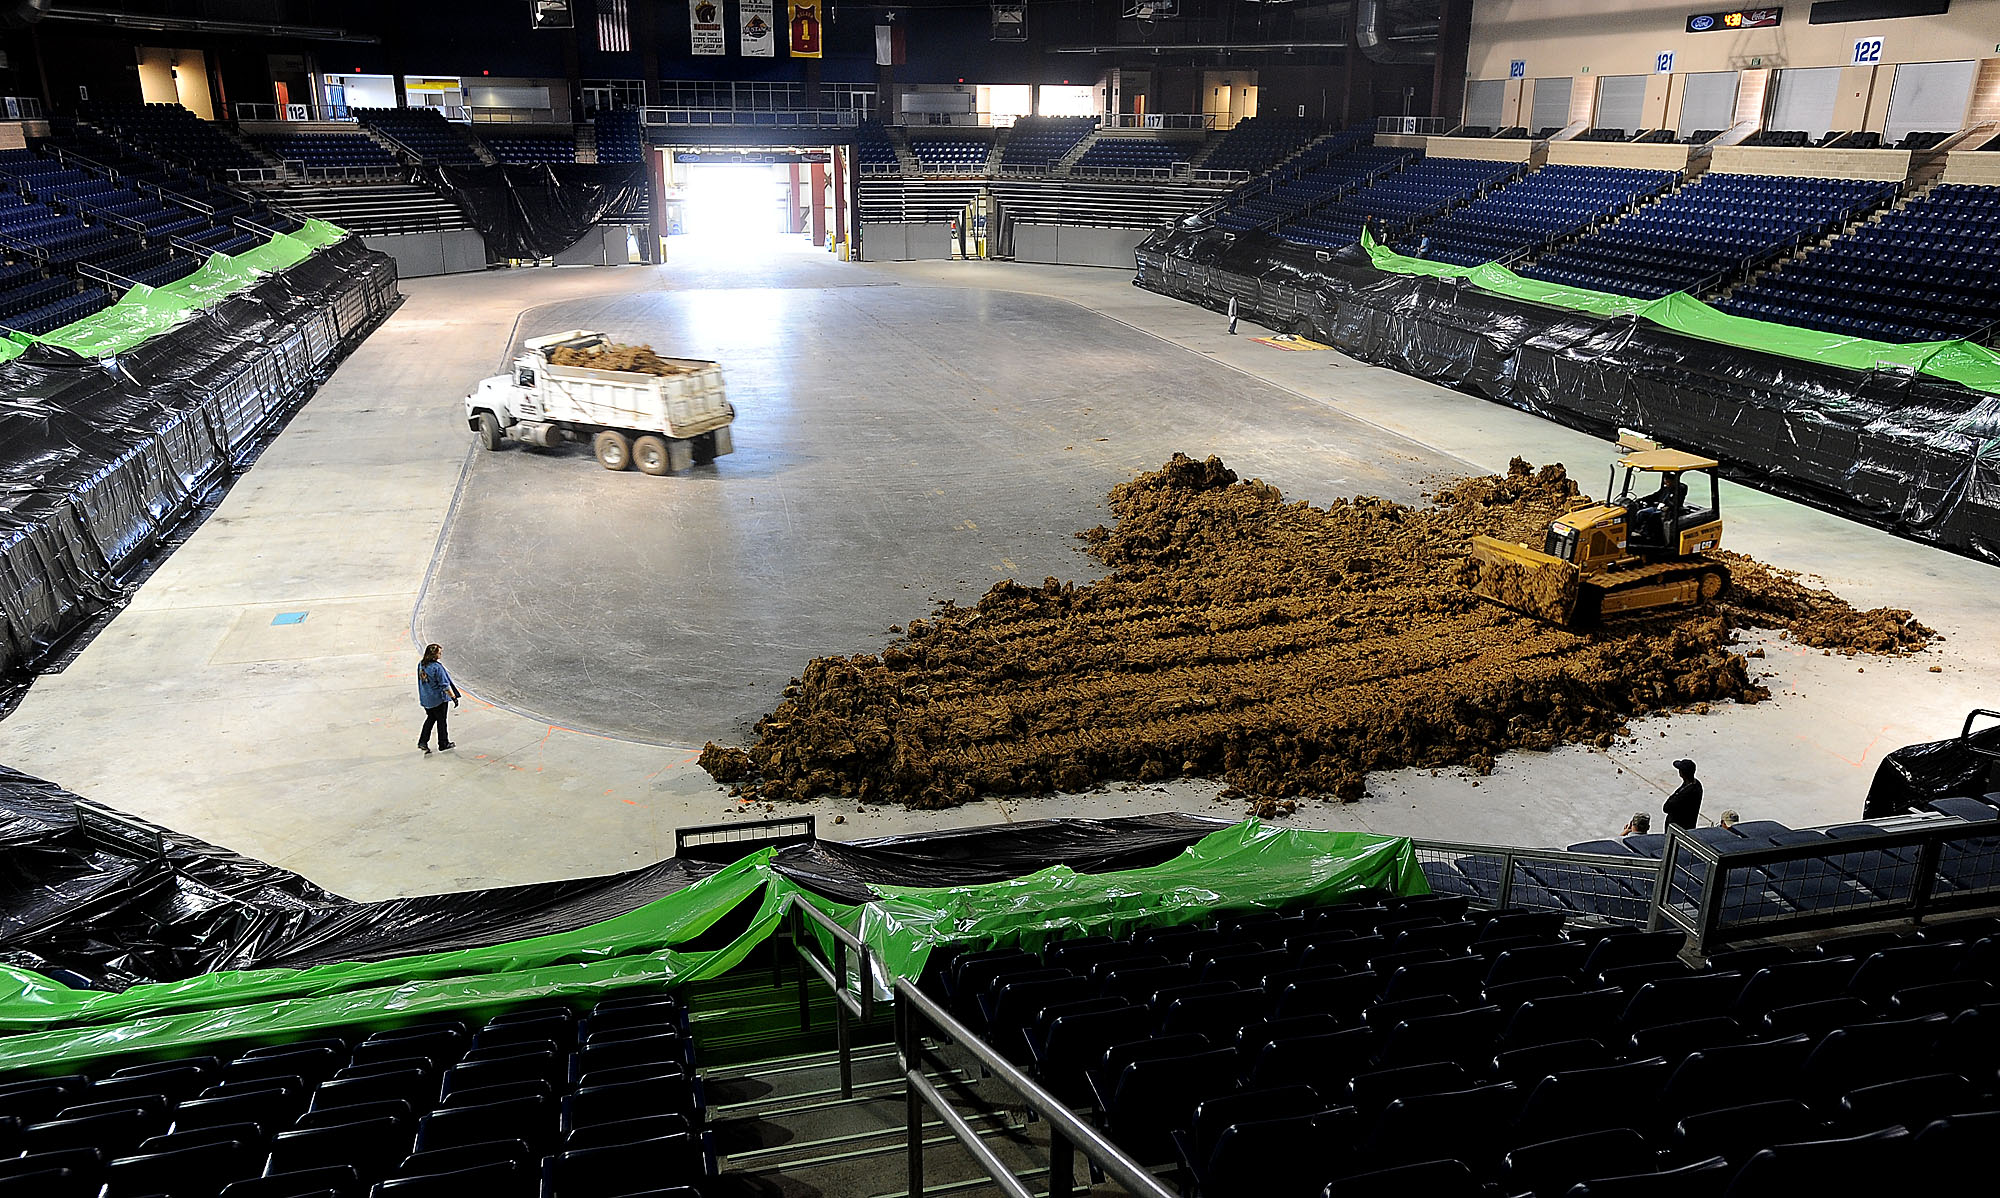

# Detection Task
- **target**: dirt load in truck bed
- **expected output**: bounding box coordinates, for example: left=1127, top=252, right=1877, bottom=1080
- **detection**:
left=701, top=455, right=1931, bottom=810
left=548, top=342, right=700, bottom=376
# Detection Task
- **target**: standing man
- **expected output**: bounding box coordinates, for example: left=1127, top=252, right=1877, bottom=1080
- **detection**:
left=1663, top=759, right=1703, bottom=830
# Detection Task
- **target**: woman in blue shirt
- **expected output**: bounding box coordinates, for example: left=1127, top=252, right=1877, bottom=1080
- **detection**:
left=417, top=643, right=461, bottom=755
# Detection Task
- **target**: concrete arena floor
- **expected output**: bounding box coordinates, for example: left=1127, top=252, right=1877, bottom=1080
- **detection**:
left=0, top=234, right=1994, bottom=900
left=422, top=284, right=1466, bottom=745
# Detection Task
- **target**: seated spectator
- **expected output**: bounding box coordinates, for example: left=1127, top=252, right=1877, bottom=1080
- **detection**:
left=1622, top=812, right=1651, bottom=837
left=1718, top=809, right=1739, bottom=829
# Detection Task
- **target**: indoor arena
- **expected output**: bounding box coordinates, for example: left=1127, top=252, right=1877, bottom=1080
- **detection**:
left=0, top=3, right=1996, bottom=1197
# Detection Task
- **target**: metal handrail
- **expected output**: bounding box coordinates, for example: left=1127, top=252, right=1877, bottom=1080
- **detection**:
left=893, top=978, right=1179, bottom=1198
left=76, top=260, right=142, bottom=294
left=789, top=896, right=876, bottom=1099
left=1651, top=815, right=2000, bottom=951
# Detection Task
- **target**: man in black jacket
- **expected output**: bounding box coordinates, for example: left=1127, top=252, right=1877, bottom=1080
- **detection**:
left=1663, top=759, right=1703, bottom=830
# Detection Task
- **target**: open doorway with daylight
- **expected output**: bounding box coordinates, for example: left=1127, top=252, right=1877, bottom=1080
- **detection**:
left=661, top=146, right=852, bottom=263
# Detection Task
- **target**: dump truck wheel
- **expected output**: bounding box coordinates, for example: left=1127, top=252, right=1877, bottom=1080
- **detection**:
left=594, top=431, right=632, bottom=471
left=633, top=435, right=671, bottom=476
left=475, top=412, right=503, bottom=451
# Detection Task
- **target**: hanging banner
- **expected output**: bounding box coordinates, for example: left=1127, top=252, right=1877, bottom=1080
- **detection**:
left=741, top=0, right=776, bottom=57
left=690, top=0, right=725, bottom=55
left=874, top=24, right=906, bottom=66
left=788, top=0, right=824, bottom=58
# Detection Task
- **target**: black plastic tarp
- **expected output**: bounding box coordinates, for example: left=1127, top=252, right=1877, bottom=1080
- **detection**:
left=766, top=813, right=1233, bottom=905
left=1862, top=713, right=2000, bottom=818
left=417, top=163, right=649, bottom=263
left=0, top=759, right=1234, bottom=988
left=0, top=238, right=397, bottom=713
left=1136, top=228, right=2000, bottom=562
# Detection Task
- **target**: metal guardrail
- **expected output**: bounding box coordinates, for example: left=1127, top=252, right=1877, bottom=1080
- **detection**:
left=1105, top=113, right=1214, bottom=130
left=641, top=107, right=859, bottom=129
left=789, top=896, right=875, bottom=1100
left=469, top=107, right=565, bottom=125
left=227, top=166, right=293, bottom=185
left=1376, top=116, right=1452, bottom=135
left=1189, top=168, right=1252, bottom=185
left=893, top=978, right=1179, bottom=1198
left=675, top=814, right=816, bottom=860
left=1410, top=838, right=1671, bottom=926
left=1069, top=164, right=1190, bottom=180
left=301, top=164, right=402, bottom=182
left=786, top=893, right=1180, bottom=1198
left=76, top=260, right=140, bottom=294
left=1654, top=816, right=2000, bottom=952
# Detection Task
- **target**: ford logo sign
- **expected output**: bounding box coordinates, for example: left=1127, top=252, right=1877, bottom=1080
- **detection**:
left=1690, top=14, right=1714, bottom=30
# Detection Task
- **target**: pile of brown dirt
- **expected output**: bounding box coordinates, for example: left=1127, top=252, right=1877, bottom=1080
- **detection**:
left=549, top=341, right=699, bottom=376
left=703, top=456, right=1932, bottom=809
left=1713, top=551, right=1932, bottom=655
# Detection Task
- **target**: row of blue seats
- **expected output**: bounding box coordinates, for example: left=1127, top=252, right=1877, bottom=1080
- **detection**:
left=1396, top=165, right=1677, bottom=264
left=486, top=138, right=576, bottom=165
left=1000, top=116, right=1098, bottom=168
left=1075, top=139, right=1190, bottom=171
left=257, top=135, right=398, bottom=167
left=1519, top=173, right=1892, bottom=298
left=908, top=137, right=990, bottom=171
left=1275, top=158, right=1521, bottom=248
left=0, top=283, right=111, bottom=334
left=929, top=892, right=2000, bottom=1198
left=593, top=111, right=644, bottom=164
left=1214, top=145, right=1409, bottom=232
left=1716, top=183, right=2000, bottom=343
left=0, top=991, right=705, bottom=1198
left=1204, top=117, right=1328, bottom=175
left=352, top=109, right=480, bottom=165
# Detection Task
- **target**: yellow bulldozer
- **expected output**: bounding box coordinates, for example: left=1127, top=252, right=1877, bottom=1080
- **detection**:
left=1466, top=434, right=1729, bottom=627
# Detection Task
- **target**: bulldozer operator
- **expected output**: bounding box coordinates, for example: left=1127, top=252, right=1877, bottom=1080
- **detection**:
left=1629, top=477, right=1689, bottom=551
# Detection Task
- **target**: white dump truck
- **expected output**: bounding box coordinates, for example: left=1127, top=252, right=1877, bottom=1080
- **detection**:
left=465, top=330, right=735, bottom=474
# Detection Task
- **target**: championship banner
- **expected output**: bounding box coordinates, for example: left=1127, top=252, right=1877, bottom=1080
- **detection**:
left=741, top=0, right=776, bottom=57
left=788, top=1, right=824, bottom=58
left=690, top=0, right=725, bottom=55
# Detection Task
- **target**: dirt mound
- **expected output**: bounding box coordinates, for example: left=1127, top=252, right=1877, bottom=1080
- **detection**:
left=1715, top=551, right=1932, bottom=655
left=549, top=341, right=700, bottom=376
left=705, top=456, right=1930, bottom=809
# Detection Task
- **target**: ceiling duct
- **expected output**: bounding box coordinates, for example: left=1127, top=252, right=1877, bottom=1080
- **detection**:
left=1355, top=0, right=1436, bottom=64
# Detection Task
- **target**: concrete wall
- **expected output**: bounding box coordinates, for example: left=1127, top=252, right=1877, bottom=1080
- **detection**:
left=1013, top=225, right=1152, bottom=269
left=1545, top=140, right=1692, bottom=171
left=361, top=230, right=490, bottom=277
left=860, top=223, right=953, bottom=261
left=1425, top=136, right=1538, bottom=161
left=1944, top=150, right=2000, bottom=184
left=552, top=225, right=638, bottom=267
left=1708, top=145, right=1913, bottom=181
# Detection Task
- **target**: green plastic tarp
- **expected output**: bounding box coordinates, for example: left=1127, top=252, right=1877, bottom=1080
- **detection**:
left=838, top=822, right=1427, bottom=986
left=19, top=219, right=351, bottom=360
left=1362, top=231, right=2000, bottom=396
left=0, top=820, right=1425, bottom=1074
left=0, top=852, right=789, bottom=1073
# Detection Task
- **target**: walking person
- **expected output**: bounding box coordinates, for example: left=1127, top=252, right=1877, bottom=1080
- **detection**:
left=417, top=643, right=461, bottom=755
left=1663, top=759, right=1703, bottom=830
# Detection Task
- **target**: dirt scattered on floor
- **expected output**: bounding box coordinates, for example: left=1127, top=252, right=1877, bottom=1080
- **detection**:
left=548, top=341, right=701, bottom=376
left=702, top=456, right=1932, bottom=811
